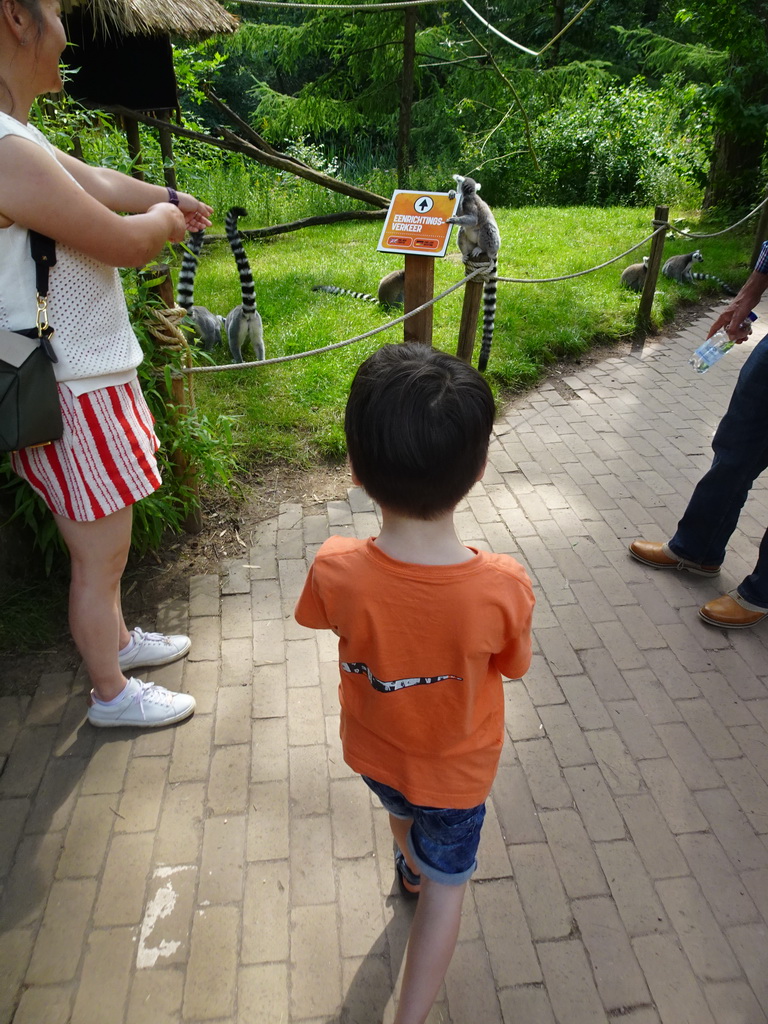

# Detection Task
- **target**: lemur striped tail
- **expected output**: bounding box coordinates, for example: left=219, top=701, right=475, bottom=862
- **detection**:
left=176, top=230, right=205, bottom=310
left=224, top=207, right=264, bottom=363
left=477, top=259, right=498, bottom=374
left=225, top=207, right=257, bottom=317
left=689, top=272, right=737, bottom=296
left=312, top=284, right=378, bottom=303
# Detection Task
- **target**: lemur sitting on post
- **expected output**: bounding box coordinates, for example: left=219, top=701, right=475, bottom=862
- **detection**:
left=312, top=269, right=405, bottom=307
left=445, top=174, right=501, bottom=373
left=662, top=250, right=736, bottom=295
left=176, top=230, right=224, bottom=351
left=224, top=207, right=265, bottom=363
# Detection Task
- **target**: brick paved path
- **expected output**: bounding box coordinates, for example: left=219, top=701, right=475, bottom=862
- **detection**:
left=1, top=302, right=768, bottom=1024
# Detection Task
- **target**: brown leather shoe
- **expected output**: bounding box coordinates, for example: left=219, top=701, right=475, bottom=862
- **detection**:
left=699, top=595, right=768, bottom=628
left=628, top=540, right=721, bottom=577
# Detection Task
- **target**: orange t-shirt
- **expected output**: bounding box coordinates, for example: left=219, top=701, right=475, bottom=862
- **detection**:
left=295, top=536, right=534, bottom=808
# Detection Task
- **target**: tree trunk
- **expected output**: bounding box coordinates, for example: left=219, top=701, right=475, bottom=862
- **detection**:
left=550, top=0, right=565, bottom=61
left=704, top=130, right=764, bottom=209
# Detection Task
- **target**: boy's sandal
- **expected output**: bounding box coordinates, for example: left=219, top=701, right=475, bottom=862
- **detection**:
left=394, top=849, right=421, bottom=899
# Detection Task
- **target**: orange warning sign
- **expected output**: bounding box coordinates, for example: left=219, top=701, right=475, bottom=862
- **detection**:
left=377, top=190, right=459, bottom=257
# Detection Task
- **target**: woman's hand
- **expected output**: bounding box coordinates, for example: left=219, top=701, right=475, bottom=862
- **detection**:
left=176, top=193, right=214, bottom=233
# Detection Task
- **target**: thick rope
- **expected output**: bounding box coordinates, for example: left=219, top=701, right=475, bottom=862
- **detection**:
left=497, top=227, right=665, bottom=284
left=668, top=194, right=768, bottom=240
left=182, top=267, right=485, bottom=374
left=147, top=305, right=197, bottom=404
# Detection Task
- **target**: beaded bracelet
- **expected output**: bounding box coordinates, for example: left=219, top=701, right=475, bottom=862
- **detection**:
left=166, top=187, right=180, bottom=206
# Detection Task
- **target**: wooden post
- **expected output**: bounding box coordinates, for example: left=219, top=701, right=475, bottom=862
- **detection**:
left=157, top=117, right=177, bottom=190
left=456, top=278, right=484, bottom=363
left=403, top=254, right=434, bottom=345
left=144, top=265, right=203, bottom=534
left=636, top=204, right=669, bottom=334
left=750, top=190, right=768, bottom=269
left=124, top=113, right=145, bottom=181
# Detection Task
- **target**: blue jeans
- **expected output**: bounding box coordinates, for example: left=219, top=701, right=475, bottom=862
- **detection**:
left=361, top=776, right=486, bottom=885
left=669, top=334, right=768, bottom=609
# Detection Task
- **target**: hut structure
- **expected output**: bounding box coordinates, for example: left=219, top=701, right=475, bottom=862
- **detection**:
left=61, top=0, right=239, bottom=184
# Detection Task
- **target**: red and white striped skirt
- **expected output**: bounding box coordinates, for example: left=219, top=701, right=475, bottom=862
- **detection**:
left=10, top=378, right=162, bottom=522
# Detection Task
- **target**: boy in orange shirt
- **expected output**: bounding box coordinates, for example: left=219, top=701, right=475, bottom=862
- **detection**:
left=295, top=343, right=534, bottom=1024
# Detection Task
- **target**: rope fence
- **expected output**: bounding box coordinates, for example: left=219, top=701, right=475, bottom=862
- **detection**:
left=160, top=190, right=767, bottom=377
left=180, top=266, right=485, bottom=374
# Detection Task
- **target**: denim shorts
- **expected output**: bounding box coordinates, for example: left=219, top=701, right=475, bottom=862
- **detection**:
left=362, top=776, right=486, bottom=886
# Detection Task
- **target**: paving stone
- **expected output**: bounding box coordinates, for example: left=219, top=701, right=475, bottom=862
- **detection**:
left=26, top=877, right=97, bottom=983
left=632, top=932, right=717, bottom=1024
left=94, top=831, right=154, bottom=926
left=208, top=743, right=250, bottom=815
left=136, top=864, right=196, bottom=969
left=703, top=979, right=768, bottom=1024
left=492, top=764, right=546, bottom=845
left=242, top=860, right=289, bottom=963
left=126, top=967, right=185, bottom=1024
left=199, top=814, right=246, bottom=904
left=508, top=843, right=571, bottom=940
left=238, top=963, right=290, bottom=1024
left=290, top=904, right=342, bottom=1019
left=725, top=922, right=768, bottom=1008
left=516, top=738, right=573, bottom=809
left=695, top=787, right=768, bottom=872
left=498, top=985, right=557, bottom=1024
left=183, top=905, right=239, bottom=1019
left=637, top=757, right=709, bottom=834
left=594, top=840, right=668, bottom=936
left=564, top=764, right=625, bottom=841
left=153, top=780, right=205, bottom=865
left=70, top=926, right=135, bottom=1024
left=539, top=703, right=595, bottom=767
left=444, top=937, right=504, bottom=1024
left=537, top=939, right=609, bottom=1024
left=572, top=896, right=650, bottom=1010
left=539, top=809, right=609, bottom=898
left=677, top=832, right=760, bottom=928
left=11, top=984, right=74, bottom=1024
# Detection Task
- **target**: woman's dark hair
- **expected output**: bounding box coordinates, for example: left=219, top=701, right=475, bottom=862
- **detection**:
left=1, top=1, right=46, bottom=114
left=344, top=343, right=496, bottom=519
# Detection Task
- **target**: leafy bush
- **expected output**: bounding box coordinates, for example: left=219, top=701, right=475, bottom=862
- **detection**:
left=471, top=77, right=710, bottom=208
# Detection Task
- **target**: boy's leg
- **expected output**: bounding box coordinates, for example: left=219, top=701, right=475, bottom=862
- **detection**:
left=393, top=877, right=467, bottom=1024
left=390, top=814, right=420, bottom=890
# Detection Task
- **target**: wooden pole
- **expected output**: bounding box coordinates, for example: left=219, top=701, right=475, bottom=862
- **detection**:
left=636, top=204, right=669, bottom=334
left=397, top=6, right=417, bottom=189
left=750, top=191, right=768, bottom=269
left=403, top=255, right=434, bottom=345
left=157, top=117, right=177, bottom=190
left=143, top=265, right=203, bottom=534
left=456, top=278, right=484, bottom=363
left=124, top=114, right=144, bottom=181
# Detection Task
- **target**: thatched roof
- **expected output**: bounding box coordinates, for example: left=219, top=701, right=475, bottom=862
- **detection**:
left=62, top=0, right=239, bottom=39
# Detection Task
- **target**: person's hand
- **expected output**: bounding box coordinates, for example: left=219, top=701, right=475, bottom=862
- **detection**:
left=148, top=202, right=187, bottom=244
left=707, top=303, right=753, bottom=343
left=177, top=193, right=213, bottom=232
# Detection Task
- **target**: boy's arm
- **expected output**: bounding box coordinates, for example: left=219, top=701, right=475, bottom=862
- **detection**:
left=294, top=563, right=333, bottom=630
left=492, top=585, right=535, bottom=680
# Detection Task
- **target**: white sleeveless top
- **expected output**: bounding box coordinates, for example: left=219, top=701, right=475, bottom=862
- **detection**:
left=0, top=112, right=143, bottom=396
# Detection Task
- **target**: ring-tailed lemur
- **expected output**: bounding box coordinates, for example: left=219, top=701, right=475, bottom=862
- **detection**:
left=662, top=250, right=736, bottom=295
left=620, top=256, right=649, bottom=293
left=176, top=230, right=224, bottom=351
left=445, top=174, right=500, bottom=373
left=312, top=269, right=405, bottom=307
left=224, top=207, right=265, bottom=363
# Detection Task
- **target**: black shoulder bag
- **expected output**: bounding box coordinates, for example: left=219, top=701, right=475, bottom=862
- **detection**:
left=0, top=231, right=63, bottom=452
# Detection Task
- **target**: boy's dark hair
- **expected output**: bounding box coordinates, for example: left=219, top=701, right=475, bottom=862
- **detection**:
left=344, top=343, right=495, bottom=519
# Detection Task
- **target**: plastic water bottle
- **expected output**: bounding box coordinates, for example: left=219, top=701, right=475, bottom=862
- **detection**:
left=690, top=312, right=757, bottom=373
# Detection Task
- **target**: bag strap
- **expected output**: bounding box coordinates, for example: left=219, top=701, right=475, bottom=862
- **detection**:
left=28, top=231, right=57, bottom=359
left=29, top=231, right=56, bottom=297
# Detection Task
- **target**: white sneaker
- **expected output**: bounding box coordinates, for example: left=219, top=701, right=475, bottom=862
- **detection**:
left=87, top=678, right=196, bottom=728
left=118, top=627, right=191, bottom=671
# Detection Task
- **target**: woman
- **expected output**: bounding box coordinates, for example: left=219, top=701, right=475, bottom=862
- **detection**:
left=0, top=0, right=213, bottom=727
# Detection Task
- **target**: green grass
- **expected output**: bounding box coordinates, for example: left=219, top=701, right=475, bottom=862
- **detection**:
left=168, top=204, right=756, bottom=469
